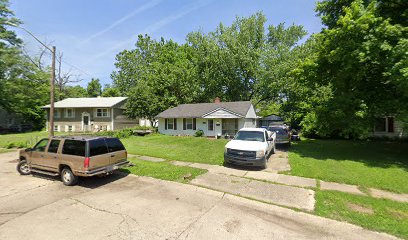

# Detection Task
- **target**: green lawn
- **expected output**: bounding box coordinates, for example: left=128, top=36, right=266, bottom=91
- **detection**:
left=316, top=190, right=408, bottom=239
left=288, top=139, right=408, bottom=193
left=0, top=131, right=48, bottom=148
left=122, top=158, right=207, bottom=183
left=121, top=134, right=228, bottom=165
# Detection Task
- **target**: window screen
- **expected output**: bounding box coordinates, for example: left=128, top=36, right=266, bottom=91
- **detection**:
left=62, top=140, right=86, bottom=156
left=89, top=139, right=109, bottom=156
left=105, top=138, right=125, bottom=152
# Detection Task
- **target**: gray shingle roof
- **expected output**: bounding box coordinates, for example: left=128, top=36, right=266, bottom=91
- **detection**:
left=42, top=97, right=127, bottom=108
left=156, top=101, right=252, bottom=118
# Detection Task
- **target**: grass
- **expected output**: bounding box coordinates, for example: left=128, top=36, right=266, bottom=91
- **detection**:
left=0, top=131, right=48, bottom=148
left=315, top=190, right=408, bottom=239
left=122, top=158, right=207, bottom=183
left=121, top=134, right=228, bottom=165
left=288, top=139, right=408, bottom=193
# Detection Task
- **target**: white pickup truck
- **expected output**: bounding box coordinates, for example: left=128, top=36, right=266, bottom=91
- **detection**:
left=224, top=128, right=276, bottom=168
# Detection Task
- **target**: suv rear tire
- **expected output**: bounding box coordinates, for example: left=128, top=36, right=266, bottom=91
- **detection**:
left=17, top=160, right=31, bottom=175
left=61, top=167, right=78, bottom=186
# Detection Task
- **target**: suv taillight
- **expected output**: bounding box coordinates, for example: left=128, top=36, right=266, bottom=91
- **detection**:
left=84, top=157, right=90, bottom=169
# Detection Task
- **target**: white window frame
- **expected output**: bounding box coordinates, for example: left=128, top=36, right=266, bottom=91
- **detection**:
left=167, top=118, right=174, bottom=130
left=65, top=108, right=75, bottom=118
left=96, top=108, right=109, bottom=117
left=54, top=125, right=60, bottom=132
left=208, top=119, right=214, bottom=131
left=186, top=118, right=193, bottom=130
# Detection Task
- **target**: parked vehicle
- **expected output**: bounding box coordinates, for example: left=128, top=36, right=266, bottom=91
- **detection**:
left=17, top=136, right=129, bottom=186
left=268, top=125, right=291, bottom=146
left=224, top=128, right=276, bottom=168
left=291, top=129, right=301, bottom=141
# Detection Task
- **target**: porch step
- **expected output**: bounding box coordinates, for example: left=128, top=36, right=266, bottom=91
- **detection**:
left=31, top=169, right=60, bottom=177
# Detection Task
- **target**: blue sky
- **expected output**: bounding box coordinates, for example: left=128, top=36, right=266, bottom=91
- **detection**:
left=10, top=0, right=322, bottom=87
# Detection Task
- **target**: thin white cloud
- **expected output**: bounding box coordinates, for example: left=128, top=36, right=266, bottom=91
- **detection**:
left=85, top=0, right=212, bottom=64
left=81, top=0, right=163, bottom=44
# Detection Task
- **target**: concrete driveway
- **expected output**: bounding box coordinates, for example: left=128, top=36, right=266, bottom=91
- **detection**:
left=0, top=151, right=398, bottom=240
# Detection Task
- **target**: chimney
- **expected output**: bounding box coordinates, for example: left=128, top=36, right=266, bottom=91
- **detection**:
left=214, top=97, right=221, bottom=103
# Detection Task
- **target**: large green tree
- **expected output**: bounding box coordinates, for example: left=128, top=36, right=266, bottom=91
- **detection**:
left=112, top=12, right=310, bottom=120
left=303, top=0, right=408, bottom=138
left=0, top=0, right=49, bottom=129
left=86, top=78, right=102, bottom=97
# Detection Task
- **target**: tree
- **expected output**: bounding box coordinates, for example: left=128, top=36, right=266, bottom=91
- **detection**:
left=86, top=78, right=102, bottom=97
left=299, top=0, right=408, bottom=138
left=63, top=85, right=87, bottom=98
left=102, top=84, right=120, bottom=97
left=0, top=0, right=49, bottom=129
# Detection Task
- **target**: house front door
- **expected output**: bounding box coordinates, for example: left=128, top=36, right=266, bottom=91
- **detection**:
left=82, top=113, right=90, bottom=131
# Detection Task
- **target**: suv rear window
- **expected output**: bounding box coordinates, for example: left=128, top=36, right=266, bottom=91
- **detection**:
left=62, top=140, right=86, bottom=156
left=105, top=138, right=125, bottom=152
left=89, top=139, right=109, bottom=156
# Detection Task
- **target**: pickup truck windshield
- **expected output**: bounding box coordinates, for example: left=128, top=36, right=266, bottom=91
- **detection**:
left=234, top=131, right=265, bottom=142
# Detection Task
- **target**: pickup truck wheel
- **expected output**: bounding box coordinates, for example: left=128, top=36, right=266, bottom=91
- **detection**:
left=61, top=167, right=78, bottom=186
left=17, top=160, right=31, bottom=175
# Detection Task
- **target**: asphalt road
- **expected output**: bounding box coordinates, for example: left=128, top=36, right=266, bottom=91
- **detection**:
left=0, top=151, right=398, bottom=240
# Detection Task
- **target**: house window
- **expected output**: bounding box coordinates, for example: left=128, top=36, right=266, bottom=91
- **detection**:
left=65, top=108, right=75, bottom=118
left=96, top=108, right=109, bottom=117
left=54, top=109, right=60, bottom=118
left=165, top=118, right=178, bottom=130
left=208, top=119, right=214, bottom=131
left=374, top=117, right=395, bottom=133
left=168, top=119, right=174, bottom=129
left=68, top=125, right=73, bottom=132
left=54, top=125, right=59, bottom=132
left=183, top=118, right=196, bottom=130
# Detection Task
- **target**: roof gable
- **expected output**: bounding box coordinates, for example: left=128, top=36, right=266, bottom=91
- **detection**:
left=202, top=107, right=243, bottom=118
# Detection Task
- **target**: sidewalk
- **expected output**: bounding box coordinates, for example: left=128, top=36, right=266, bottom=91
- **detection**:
left=130, top=152, right=408, bottom=204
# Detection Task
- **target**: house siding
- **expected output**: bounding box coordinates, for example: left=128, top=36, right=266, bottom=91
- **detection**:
left=158, top=117, right=256, bottom=137
left=372, top=119, right=406, bottom=138
left=48, top=107, right=137, bottom=132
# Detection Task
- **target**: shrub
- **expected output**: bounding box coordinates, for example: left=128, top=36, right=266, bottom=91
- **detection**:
left=194, top=129, right=204, bottom=137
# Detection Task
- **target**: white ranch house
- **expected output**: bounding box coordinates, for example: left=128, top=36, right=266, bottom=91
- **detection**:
left=156, top=98, right=258, bottom=137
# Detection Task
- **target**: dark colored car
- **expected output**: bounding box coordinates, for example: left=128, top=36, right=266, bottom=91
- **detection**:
left=268, top=125, right=291, bottom=146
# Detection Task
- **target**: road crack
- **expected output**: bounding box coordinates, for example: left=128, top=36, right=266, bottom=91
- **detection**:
left=70, top=198, right=140, bottom=240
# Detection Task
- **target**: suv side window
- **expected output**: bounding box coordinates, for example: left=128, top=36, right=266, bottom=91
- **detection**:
left=33, top=139, right=49, bottom=152
left=264, top=131, right=268, bottom=141
left=105, top=138, right=125, bottom=152
left=62, top=140, right=86, bottom=156
left=48, top=140, right=60, bottom=153
left=89, top=139, right=109, bottom=157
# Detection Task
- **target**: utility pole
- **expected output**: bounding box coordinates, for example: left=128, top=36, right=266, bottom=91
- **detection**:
left=49, top=46, right=56, bottom=137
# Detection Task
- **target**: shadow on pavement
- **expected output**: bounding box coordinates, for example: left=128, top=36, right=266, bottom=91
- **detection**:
left=31, top=171, right=129, bottom=189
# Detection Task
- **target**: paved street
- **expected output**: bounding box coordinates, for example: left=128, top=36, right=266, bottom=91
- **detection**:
left=0, top=151, right=398, bottom=240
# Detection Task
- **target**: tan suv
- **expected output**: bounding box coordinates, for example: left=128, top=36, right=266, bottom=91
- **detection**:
left=17, top=136, right=129, bottom=186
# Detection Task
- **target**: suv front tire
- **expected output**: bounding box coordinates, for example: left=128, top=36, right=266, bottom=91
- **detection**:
left=61, top=167, right=78, bottom=186
left=17, top=160, right=31, bottom=175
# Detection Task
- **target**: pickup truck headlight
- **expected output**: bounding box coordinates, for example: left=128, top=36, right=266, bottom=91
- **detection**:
left=256, top=150, right=265, bottom=158
left=224, top=147, right=229, bottom=154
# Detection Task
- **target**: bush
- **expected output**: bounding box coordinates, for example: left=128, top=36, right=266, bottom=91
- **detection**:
left=194, top=129, right=204, bottom=137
